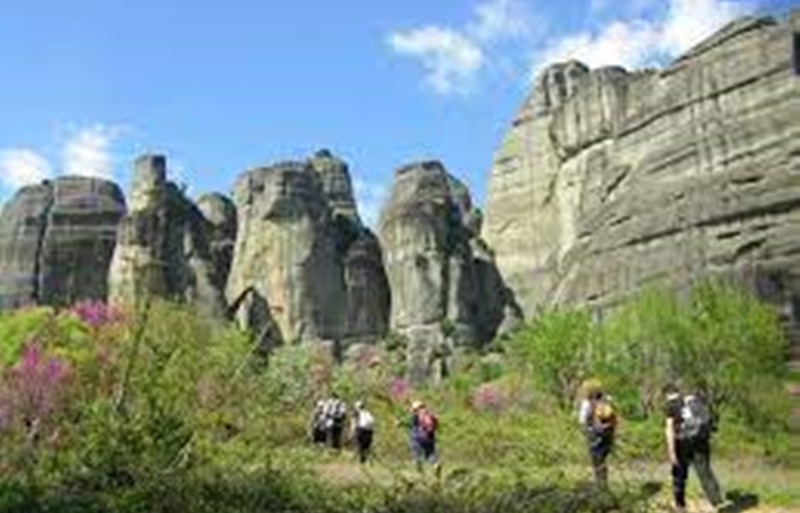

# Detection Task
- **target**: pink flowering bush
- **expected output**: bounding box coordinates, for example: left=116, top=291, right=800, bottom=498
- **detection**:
left=388, top=377, right=412, bottom=404
left=0, top=342, right=72, bottom=439
left=71, top=300, right=124, bottom=328
left=471, top=381, right=509, bottom=414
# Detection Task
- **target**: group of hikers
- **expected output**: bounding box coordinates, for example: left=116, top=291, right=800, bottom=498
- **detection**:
left=308, top=381, right=728, bottom=512
left=578, top=381, right=729, bottom=513
left=309, top=393, right=439, bottom=470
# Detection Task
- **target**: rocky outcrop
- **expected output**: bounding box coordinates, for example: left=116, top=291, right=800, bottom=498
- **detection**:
left=483, top=14, right=800, bottom=321
left=0, top=176, right=126, bottom=309
left=340, top=227, right=391, bottom=346
left=379, top=161, right=520, bottom=383
left=227, top=150, right=389, bottom=351
left=227, top=160, right=346, bottom=344
left=197, top=193, right=237, bottom=285
left=108, top=155, right=227, bottom=318
left=227, top=152, right=390, bottom=349
left=309, top=149, right=359, bottom=222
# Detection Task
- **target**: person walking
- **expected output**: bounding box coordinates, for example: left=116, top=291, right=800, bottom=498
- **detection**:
left=408, top=401, right=440, bottom=473
left=578, top=382, right=616, bottom=487
left=663, top=383, right=728, bottom=513
left=309, top=400, right=328, bottom=446
left=351, top=400, right=376, bottom=464
left=324, top=392, right=347, bottom=450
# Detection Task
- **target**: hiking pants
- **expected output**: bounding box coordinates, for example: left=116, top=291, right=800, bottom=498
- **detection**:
left=672, top=437, right=723, bottom=509
left=588, top=434, right=613, bottom=487
left=330, top=422, right=345, bottom=450
left=312, top=426, right=327, bottom=445
left=412, top=436, right=437, bottom=466
left=355, top=427, right=374, bottom=463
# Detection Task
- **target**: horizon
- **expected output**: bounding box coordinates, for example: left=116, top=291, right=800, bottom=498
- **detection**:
left=0, top=0, right=795, bottom=225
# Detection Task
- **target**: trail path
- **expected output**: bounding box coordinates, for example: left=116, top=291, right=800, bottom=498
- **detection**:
left=314, top=459, right=800, bottom=513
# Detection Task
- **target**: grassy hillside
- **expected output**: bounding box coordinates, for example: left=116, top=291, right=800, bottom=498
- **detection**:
left=0, top=282, right=795, bottom=512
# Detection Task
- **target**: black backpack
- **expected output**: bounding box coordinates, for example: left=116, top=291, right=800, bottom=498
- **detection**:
left=679, top=394, right=713, bottom=440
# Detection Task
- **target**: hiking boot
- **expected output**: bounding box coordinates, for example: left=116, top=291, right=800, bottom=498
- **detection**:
left=715, top=500, right=736, bottom=513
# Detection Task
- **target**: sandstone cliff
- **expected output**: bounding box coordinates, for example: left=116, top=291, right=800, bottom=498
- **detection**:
left=483, top=14, right=800, bottom=321
left=197, top=192, right=237, bottom=286
left=0, top=176, right=126, bottom=309
left=226, top=152, right=389, bottom=349
left=380, top=161, right=520, bottom=382
left=108, top=155, right=227, bottom=318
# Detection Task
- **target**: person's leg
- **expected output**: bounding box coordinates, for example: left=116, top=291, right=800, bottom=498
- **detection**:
left=692, top=437, right=723, bottom=507
left=356, top=428, right=371, bottom=463
left=591, top=447, right=609, bottom=487
left=363, top=429, right=374, bottom=463
left=423, top=439, right=437, bottom=464
left=672, top=441, right=690, bottom=511
left=411, top=437, right=424, bottom=471
left=331, top=424, right=343, bottom=450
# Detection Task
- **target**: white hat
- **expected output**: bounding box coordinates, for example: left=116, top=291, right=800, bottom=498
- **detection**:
left=411, top=401, right=424, bottom=410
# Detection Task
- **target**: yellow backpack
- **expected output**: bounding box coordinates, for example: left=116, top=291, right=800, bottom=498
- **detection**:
left=592, top=399, right=617, bottom=431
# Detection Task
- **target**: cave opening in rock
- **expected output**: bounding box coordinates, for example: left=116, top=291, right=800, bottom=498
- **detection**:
left=794, top=33, right=800, bottom=75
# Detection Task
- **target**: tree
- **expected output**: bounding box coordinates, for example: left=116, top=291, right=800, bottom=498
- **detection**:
left=506, top=308, right=594, bottom=409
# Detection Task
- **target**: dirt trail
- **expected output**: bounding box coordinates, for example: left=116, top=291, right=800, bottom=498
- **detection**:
left=314, top=460, right=800, bottom=513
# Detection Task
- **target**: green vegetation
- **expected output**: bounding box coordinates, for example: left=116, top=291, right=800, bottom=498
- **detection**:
left=0, top=282, right=795, bottom=512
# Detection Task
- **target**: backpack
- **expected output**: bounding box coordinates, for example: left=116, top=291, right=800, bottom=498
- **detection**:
left=327, top=399, right=347, bottom=424
left=591, top=398, right=617, bottom=434
left=357, top=410, right=375, bottom=430
left=679, top=394, right=713, bottom=440
left=418, top=411, right=438, bottom=438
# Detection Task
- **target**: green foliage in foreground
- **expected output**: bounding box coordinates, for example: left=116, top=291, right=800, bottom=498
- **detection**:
left=0, top=281, right=794, bottom=512
left=506, top=282, right=790, bottom=433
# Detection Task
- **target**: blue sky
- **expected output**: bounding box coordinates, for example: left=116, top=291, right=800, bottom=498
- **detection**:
left=0, top=0, right=794, bottom=224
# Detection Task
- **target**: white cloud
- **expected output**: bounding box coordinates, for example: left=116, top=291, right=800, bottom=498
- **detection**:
left=0, top=149, right=53, bottom=189
left=536, top=20, right=661, bottom=72
left=388, top=26, right=484, bottom=95
left=353, top=178, right=388, bottom=227
left=62, top=124, right=122, bottom=179
left=659, top=0, right=752, bottom=55
left=387, top=0, right=536, bottom=95
left=469, top=0, right=533, bottom=42
left=0, top=123, right=126, bottom=195
left=531, top=0, right=752, bottom=77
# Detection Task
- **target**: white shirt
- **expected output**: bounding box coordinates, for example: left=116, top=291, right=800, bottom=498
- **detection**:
left=355, top=410, right=375, bottom=430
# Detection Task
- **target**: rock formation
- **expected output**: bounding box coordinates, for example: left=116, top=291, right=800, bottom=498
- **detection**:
left=0, top=176, right=126, bottom=309
left=379, top=161, right=520, bottom=382
left=226, top=152, right=390, bottom=350
left=309, top=149, right=359, bottom=221
left=197, top=193, right=237, bottom=285
left=108, top=155, right=227, bottom=318
left=483, top=14, right=800, bottom=323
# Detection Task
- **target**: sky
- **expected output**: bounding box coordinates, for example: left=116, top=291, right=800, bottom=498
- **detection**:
left=0, top=0, right=795, bottom=225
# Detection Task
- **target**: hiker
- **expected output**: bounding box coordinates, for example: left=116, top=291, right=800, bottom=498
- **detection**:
left=323, top=392, right=347, bottom=450
left=663, top=383, right=727, bottom=513
left=577, top=382, right=616, bottom=487
left=408, top=401, right=439, bottom=472
left=309, top=400, right=328, bottom=446
left=351, top=400, right=375, bottom=463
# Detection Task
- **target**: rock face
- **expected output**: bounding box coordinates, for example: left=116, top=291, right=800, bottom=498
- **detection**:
left=340, top=226, right=391, bottom=346
left=108, top=155, right=227, bottom=318
left=197, top=193, right=237, bottom=286
left=226, top=152, right=390, bottom=349
left=0, top=177, right=126, bottom=309
left=379, top=161, right=520, bottom=382
left=309, top=149, right=359, bottom=221
left=483, top=14, right=800, bottom=322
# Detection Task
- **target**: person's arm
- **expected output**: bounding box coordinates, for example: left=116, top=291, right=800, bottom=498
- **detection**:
left=665, top=417, right=678, bottom=466
left=578, top=400, right=592, bottom=434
